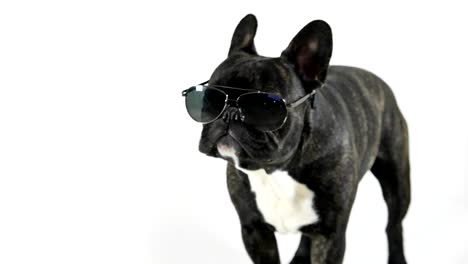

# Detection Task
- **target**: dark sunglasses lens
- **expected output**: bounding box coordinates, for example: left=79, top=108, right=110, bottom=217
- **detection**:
left=185, top=87, right=226, bottom=123
left=238, top=93, right=287, bottom=131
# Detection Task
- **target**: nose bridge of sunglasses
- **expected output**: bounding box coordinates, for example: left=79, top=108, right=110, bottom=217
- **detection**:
left=226, top=98, right=238, bottom=106
left=213, top=86, right=249, bottom=98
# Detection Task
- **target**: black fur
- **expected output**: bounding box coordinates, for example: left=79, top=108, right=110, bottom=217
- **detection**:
left=196, top=14, right=410, bottom=264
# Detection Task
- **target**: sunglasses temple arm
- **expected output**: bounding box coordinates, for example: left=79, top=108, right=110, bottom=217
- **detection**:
left=181, top=88, right=191, bottom=96
left=288, top=90, right=316, bottom=108
left=182, top=81, right=209, bottom=96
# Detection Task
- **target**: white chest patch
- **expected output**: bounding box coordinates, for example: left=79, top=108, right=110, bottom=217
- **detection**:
left=218, top=145, right=319, bottom=234
left=243, top=169, right=319, bottom=234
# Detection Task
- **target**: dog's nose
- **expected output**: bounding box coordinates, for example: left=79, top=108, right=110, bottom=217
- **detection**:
left=222, top=106, right=243, bottom=123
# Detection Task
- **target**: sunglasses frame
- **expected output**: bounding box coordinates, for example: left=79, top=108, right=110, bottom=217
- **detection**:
left=182, top=80, right=320, bottom=131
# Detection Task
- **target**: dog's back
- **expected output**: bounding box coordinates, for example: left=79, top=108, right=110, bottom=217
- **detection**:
left=310, top=65, right=408, bottom=178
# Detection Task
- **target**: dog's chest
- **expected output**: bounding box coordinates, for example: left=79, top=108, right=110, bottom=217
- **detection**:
left=243, top=169, right=319, bottom=234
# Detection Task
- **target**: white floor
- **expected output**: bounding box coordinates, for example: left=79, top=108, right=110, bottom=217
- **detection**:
left=154, top=157, right=467, bottom=264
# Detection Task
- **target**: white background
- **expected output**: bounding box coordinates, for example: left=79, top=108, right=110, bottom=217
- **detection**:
left=0, top=1, right=467, bottom=263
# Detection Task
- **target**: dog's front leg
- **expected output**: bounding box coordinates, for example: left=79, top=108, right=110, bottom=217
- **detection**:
left=306, top=230, right=346, bottom=264
left=295, top=162, right=357, bottom=264
left=226, top=165, right=280, bottom=264
left=241, top=221, right=280, bottom=264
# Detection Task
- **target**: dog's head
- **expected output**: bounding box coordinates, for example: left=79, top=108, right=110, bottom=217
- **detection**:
left=198, top=14, right=333, bottom=170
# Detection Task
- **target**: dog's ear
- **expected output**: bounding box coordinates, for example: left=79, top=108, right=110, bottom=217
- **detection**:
left=228, top=14, right=258, bottom=56
left=281, top=20, right=332, bottom=88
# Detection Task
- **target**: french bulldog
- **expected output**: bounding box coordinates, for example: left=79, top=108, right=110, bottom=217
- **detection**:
left=194, top=14, right=410, bottom=264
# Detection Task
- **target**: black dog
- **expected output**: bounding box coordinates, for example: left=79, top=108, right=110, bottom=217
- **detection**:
left=192, top=14, right=410, bottom=264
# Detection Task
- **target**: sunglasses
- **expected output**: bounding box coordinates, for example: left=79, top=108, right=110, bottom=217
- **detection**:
left=182, top=81, right=319, bottom=132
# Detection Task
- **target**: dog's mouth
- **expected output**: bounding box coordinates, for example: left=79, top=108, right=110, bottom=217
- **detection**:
left=198, top=122, right=278, bottom=170
left=216, top=133, right=275, bottom=170
left=215, top=133, right=244, bottom=160
left=216, top=135, right=239, bottom=162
